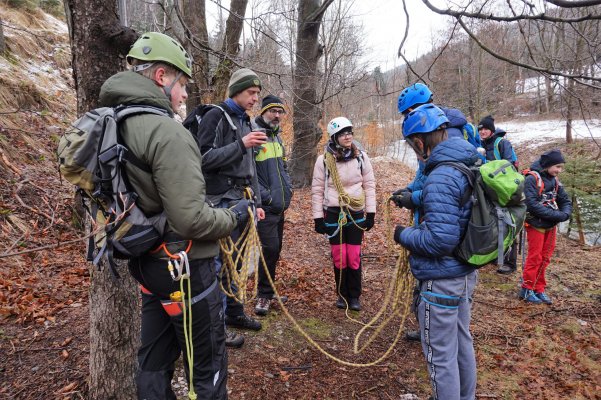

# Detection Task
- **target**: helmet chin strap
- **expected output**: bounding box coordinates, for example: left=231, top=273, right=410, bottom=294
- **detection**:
left=406, top=137, right=428, bottom=160
left=162, top=71, right=183, bottom=102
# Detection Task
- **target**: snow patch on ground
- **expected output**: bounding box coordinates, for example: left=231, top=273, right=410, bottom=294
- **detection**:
left=43, top=12, right=68, bottom=35
left=386, top=118, right=601, bottom=167
left=499, top=119, right=601, bottom=146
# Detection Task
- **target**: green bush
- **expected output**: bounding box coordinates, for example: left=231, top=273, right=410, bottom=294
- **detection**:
left=40, top=0, right=64, bottom=17
left=7, top=0, right=37, bottom=10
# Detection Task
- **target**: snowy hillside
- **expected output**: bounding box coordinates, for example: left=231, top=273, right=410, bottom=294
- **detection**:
left=386, top=118, right=601, bottom=170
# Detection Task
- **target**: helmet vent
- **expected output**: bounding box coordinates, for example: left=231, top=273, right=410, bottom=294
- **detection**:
left=143, top=46, right=151, bottom=55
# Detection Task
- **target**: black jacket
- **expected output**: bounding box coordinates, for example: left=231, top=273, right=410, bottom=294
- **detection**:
left=253, top=116, right=292, bottom=214
left=483, top=129, right=515, bottom=163
left=524, top=160, right=572, bottom=229
left=195, top=102, right=261, bottom=206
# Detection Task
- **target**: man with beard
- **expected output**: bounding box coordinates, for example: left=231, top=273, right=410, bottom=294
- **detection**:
left=253, top=95, right=293, bottom=315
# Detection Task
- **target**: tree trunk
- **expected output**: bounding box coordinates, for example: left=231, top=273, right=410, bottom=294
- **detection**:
left=63, top=1, right=139, bottom=398
left=566, top=78, right=575, bottom=144
left=209, top=0, right=249, bottom=103
left=0, top=17, right=6, bottom=54
left=182, top=0, right=210, bottom=109
left=289, top=0, right=334, bottom=188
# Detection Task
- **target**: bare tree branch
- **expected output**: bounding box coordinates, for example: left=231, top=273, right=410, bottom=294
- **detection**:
left=546, top=0, right=601, bottom=7
left=421, top=0, right=601, bottom=22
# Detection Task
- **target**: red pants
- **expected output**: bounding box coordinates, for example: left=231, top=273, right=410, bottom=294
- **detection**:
left=522, top=225, right=556, bottom=292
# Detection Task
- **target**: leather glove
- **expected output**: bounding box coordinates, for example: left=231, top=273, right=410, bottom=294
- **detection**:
left=392, top=191, right=415, bottom=209
left=314, top=218, right=327, bottom=234
left=230, top=199, right=251, bottom=228
left=364, top=213, right=375, bottom=231
left=392, top=187, right=411, bottom=196
left=394, top=225, right=406, bottom=244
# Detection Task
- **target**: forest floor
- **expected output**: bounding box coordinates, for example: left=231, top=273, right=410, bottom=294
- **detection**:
left=1, top=159, right=600, bottom=400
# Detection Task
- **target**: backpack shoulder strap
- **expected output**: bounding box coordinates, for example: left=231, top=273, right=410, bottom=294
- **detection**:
left=524, top=170, right=544, bottom=195
left=114, top=105, right=169, bottom=173
left=357, top=151, right=364, bottom=174
left=435, top=161, right=476, bottom=205
left=213, top=105, right=237, bottom=131
left=493, top=137, right=503, bottom=160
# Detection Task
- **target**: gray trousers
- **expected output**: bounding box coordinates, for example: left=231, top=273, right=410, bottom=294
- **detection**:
left=418, top=271, right=478, bottom=400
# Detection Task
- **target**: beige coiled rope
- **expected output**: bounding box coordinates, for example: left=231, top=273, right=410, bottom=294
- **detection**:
left=217, top=192, right=415, bottom=367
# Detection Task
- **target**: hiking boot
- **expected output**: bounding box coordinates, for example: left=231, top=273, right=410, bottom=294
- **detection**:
left=349, top=298, right=361, bottom=311
left=404, top=330, right=421, bottom=342
left=225, top=329, right=244, bottom=348
left=497, top=264, right=515, bottom=274
left=225, top=314, right=262, bottom=331
left=535, top=291, right=552, bottom=305
left=254, top=297, right=270, bottom=316
left=335, top=296, right=346, bottom=309
left=519, top=288, right=542, bottom=304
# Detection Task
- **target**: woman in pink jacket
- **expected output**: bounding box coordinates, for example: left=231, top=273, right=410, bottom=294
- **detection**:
left=311, top=117, right=377, bottom=311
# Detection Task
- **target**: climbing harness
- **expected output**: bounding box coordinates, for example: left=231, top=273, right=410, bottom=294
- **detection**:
left=158, top=246, right=198, bottom=400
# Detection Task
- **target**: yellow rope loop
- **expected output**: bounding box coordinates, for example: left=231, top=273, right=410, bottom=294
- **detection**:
left=214, top=185, right=415, bottom=366
left=218, top=206, right=259, bottom=305
left=324, top=152, right=366, bottom=212
left=250, top=193, right=414, bottom=366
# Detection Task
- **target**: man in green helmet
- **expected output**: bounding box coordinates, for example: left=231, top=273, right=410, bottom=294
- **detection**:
left=99, top=31, right=244, bottom=399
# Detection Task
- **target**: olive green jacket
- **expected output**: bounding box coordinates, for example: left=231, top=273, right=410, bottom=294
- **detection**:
left=99, top=71, right=236, bottom=260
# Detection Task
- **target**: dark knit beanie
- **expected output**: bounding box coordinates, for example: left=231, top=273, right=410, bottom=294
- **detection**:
left=260, top=94, right=285, bottom=115
left=478, top=115, right=495, bottom=132
left=540, top=149, right=565, bottom=168
left=228, top=68, right=262, bottom=97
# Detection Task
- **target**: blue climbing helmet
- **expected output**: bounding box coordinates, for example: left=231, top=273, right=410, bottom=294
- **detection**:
left=397, top=83, right=433, bottom=114
left=402, top=104, right=449, bottom=138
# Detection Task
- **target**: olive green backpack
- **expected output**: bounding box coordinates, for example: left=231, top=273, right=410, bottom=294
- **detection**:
left=57, top=105, right=168, bottom=277
left=440, top=160, right=526, bottom=268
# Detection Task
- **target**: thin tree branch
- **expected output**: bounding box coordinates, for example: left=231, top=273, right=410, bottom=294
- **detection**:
left=421, top=0, right=601, bottom=23
left=546, top=0, right=601, bottom=7
left=455, top=15, right=601, bottom=83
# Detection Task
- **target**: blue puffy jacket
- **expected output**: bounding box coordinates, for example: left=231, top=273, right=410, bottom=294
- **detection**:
left=405, top=106, right=469, bottom=224
left=399, top=138, right=479, bottom=281
left=439, top=106, right=468, bottom=140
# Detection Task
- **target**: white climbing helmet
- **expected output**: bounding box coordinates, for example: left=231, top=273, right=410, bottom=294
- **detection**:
left=327, top=117, right=353, bottom=138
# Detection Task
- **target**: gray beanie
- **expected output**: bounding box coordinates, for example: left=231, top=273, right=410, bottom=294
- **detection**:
left=228, top=68, right=262, bottom=97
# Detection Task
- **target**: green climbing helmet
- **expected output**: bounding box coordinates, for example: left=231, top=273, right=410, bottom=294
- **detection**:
left=126, top=32, right=193, bottom=78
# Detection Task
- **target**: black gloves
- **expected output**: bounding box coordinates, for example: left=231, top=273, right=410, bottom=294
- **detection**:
left=394, top=225, right=406, bottom=243
left=392, top=187, right=409, bottom=196
left=364, top=213, right=375, bottom=231
left=230, top=199, right=251, bottom=227
left=314, top=218, right=327, bottom=234
left=392, top=191, right=415, bottom=209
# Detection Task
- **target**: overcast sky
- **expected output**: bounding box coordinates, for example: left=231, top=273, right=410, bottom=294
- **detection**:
left=354, top=0, right=449, bottom=70
left=206, top=0, right=449, bottom=72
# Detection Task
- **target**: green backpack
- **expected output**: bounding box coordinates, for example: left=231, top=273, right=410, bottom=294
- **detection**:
left=440, top=160, right=526, bottom=268
left=57, top=105, right=169, bottom=277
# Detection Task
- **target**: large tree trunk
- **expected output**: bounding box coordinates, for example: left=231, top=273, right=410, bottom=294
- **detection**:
left=63, top=1, right=139, bottom=398
left=289, top=0, right=334, bottom=188
left=182, top=0, right=210, bottom=109
left=209, top=0, right=249, bottom=103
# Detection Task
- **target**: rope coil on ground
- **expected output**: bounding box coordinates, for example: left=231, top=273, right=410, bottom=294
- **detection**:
left=217, top=196, right=415, bottom=367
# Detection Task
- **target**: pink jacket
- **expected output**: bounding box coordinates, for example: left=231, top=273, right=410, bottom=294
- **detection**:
left=311, top=151, right=376, bottom=218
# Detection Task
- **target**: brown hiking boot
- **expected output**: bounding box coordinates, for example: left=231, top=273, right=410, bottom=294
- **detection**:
left=225, top=329, right=244, bottom=348
left=225, top=314, right=262, bottom=331
left=254, top=297, right=270, bottom=316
